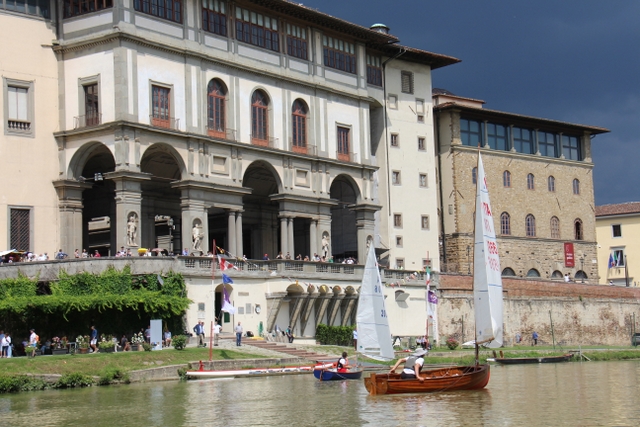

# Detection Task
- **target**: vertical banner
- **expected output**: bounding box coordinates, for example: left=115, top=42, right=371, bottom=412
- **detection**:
left=564, top=243, right=575, bottom=267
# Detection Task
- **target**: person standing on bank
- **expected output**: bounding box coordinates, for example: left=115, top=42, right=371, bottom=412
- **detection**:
left=389, top=348, right=428, bottom=381
left=90, top=326, right=98, bottom=353
left=532, top=331, right=539, bottom=346
left=235, top=322, right=243, bottom=346
left=213, top=322, right=222, bottom=346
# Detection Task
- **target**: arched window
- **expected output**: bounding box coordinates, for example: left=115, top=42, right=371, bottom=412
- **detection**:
left=501, top=212, right=511, bottom=235
left=575, top=270, right=588, bottom=280
left=503, top=170, right=511, bottom=188
left=527, top=173, right=535, bottom=190
left=526, top=269, right=541, bottom=277
left=550, top=216, right=560, bottom=239
left=574, top=219, right=583, bottom=240
left=472, top=167, right=477, bottom=184
left=502, top=267, right=516, bottom=277
left=291, top=99, right=308, bottom=152
left=573, top=178, right=580, bottom=195
left=526, top=214, right=536, bottom=237
left=251, top=90, right=269, bottom=145
left=548, top=176, right=555, bottom=192
left=207, top=79, right=226, bottom=138
left=551, top=270, right=563, bottom=279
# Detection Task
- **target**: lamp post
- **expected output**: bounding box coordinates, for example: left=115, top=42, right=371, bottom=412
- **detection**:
left=466, top=245, right=471, bottom=275
left=579, top=256, right=585, bottom=283
left=167, top=217, right=174, bottom=255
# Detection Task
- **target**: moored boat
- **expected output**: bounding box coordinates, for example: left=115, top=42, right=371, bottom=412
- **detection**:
left=490, top=353, right=574, bottom=365
left=186, top=365, right=313, bottom=379
left=313, top=367, right=364, bottom=381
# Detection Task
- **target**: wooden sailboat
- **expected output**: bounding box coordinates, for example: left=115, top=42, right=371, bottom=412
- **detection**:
left=365, top=153, right=503, bottom=395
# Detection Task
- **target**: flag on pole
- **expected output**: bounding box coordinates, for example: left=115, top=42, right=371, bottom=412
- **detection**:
left=608, top=253, right=615, bottom=268
left=222, top=273, right=233, bottom=284
left=218, top=255, right=238, bottom=271
left=427, top=290, right=438, bottom=318
left=221, top=285, right=236, bottom=314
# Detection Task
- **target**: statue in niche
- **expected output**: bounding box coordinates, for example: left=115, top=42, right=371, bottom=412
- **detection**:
left=366, top=235, right=373, bottom=250
left=321, top=232, right=330, bottom=258
left=192, top=221, right=203, bottom=252
left=126, top=213, right=138, bottom=247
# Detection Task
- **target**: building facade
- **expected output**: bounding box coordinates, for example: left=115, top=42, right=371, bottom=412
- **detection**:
left=434, top=90, right=608, bottom=283
left=595, top=202, right=640, bottom=286
left=1, top=1, right=456, bottom=336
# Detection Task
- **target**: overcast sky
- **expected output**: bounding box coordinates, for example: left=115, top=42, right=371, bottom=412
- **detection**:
left=301, top=0, right=639, bottom=206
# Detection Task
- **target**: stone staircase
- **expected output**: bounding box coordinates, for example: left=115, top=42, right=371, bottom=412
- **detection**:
left=243, top=340, right=331, bottom=362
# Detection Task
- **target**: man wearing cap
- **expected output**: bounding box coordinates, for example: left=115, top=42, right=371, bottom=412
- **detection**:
left=389, top=348, right=428, bottom=381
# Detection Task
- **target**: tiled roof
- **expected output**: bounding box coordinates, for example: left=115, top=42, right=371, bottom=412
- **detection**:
left=595, top=202, right=640, bottom=217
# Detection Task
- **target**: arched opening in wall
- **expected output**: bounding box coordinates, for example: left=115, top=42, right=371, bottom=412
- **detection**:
left=551, top=270, right=563, bottom=280
left=238, top=161, right=280, bottom=260
left=330, top=175, right=358, bottom=262
left=214, top=283, right=232, bottom=326
left=526, top=268, right=541, bottom=278
left=279, top=283, right=305, bottom=337
left=501, top=267, right=516, bottom=277
left=140, top=144, right=182, bottom=252
left=78, top=143, right=116, bottom=256
left=575, top=270, right=588, bottom=280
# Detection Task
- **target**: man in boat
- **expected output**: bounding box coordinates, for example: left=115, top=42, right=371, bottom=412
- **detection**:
left=337, top=352, right=350, bottom=373
left=389, top=348, right=428, bottom=381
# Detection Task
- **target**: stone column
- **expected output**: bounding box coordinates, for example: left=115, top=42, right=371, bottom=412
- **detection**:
left=288, top=216, right=295, bottom=257
left=351, top=203, right=381, bottom=264
left=235, top=211, right=243, bottom=257
left=309, top=219, right=317, bottom=258
left=107, top=171, right=150, bottom=250
left=280, top=216, right=288, bottom=255
left=53, top=180, right=92, bottom=254
left=180, top=198, right=209, bottom=255
left=227, top=210, right=236, bottom=256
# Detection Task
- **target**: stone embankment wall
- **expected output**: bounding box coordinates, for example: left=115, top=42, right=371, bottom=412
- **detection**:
left=437, top=274, right=640, bottom=346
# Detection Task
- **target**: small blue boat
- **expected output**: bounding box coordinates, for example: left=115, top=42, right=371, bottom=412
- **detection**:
left=313, top=367, right=363, bottom=381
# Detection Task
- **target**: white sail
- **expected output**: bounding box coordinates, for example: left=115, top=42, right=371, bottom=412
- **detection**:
left=356, top=244, right=395, bottom=361
left=473, top=154, right=504, bottom=348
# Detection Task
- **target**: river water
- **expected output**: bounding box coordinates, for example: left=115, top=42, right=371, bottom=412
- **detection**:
left=1, top=360, right=639, bottom=426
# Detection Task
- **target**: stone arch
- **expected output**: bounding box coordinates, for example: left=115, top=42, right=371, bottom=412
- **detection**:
left=526, top=268, right=541, bottom=278
left=502, top=267, right=516, bottom=277
left=551, top=270, right=563, bottom=279
left=329, top=173, right=363, bottom=203
left=67, top=140, right=116, bottom=180
left=330, top=174, right=361, bottom=261
left=140, top=142, right=186, bottom=180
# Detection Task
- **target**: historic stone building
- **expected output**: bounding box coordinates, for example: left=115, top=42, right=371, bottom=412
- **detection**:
left=433, top=90, right=608, bottom=282
left=1, top=1, right=456, bottom=336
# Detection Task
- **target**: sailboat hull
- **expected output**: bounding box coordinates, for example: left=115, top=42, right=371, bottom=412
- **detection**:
left=364, top=364, right=490, bottom=395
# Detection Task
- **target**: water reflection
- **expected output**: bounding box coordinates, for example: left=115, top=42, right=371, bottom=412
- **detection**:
left=0, top=361, right=639, bottom=426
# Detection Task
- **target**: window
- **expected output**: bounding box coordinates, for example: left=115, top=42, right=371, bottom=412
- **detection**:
left=64, top=0, right=111, bottom=18
left=5, top=78, right=35, bottom=136
left=612, top=224, right=622, bottom=238
left=151, top=85, right=171, bottom=128
left=202, top=0, right=227, bottom=36
left=500, top=212, right=511, bottom=235
left=390, top=134, right=399, bottom=147
left=292, top=99, right=307, bottom=150
left=472, top=167, right=477, bottom=184
left=513, top=127, right=534, bottom=154
left=10, top=208, right=30, bottom=252
left=393, top=214, right=402, bottom=228
left=3, top=0, right=49, bottom=17
left=551, top=270, right=563, bottom=279
left=548, top=176, right=555, bottom=192
left=419, top=174, right=428, bottom=188
left=83, top=83, right=100, bottom=127
left=502, top=267, right=516, bottom=277
left=392, top=171, right=401, bottom=185
left=527, top=269, right=541, bottom=278
left=503, top=170, right=511, bottom=188
left=286, top=23, right=307, bottom=60
left=538, top=131, right=557, bottom=157
left=251, top=90, right=269, bottom=143
left=550, top=216, right=560, bottom=239
left=611, top=248, right=625, bottom=267
left=207, top=79, right=226, bottom=137
left=573, top=179, right=580, bottom=195
left=460, top=118, right=483, bottom=146
left=527, top=173, right=535, bottom=190
left=562, top=135, right=581, bottom=160
left=323, top=35, right=356, bottom=74
left=396, top=236, right=403, bottom=247
left=235, top=6, right=279, bottom=52
left=337, top=126, right=350, bottom=160
left=395, top=259, right=404, bottom=269
left=401, top=71, right=414, bottom=94
left=487, top=123, right=508, bottom=151
left=134, top=0, right=182, bottom=23
left=421, top=215, right=430, bottom=230
left=574, top=219, right=583, bottom=240
left=418, top=137, right=426, bottom=151
left=366, top=54, right=382, bottom=86
left=525, top=214, right=536, bottom=237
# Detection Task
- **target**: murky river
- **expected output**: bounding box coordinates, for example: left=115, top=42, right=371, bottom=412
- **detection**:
left=1, top=360, right=639, bottom=426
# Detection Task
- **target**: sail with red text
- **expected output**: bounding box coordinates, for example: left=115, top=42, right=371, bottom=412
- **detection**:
left=473, top=154, right=504, bottom=348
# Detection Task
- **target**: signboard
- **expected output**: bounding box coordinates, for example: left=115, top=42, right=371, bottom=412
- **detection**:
left=564, top=243, right=575, bottom=267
